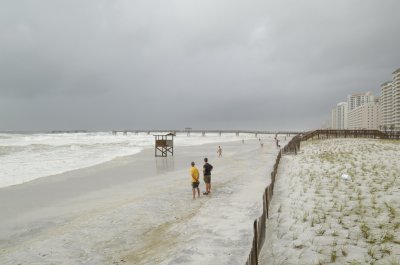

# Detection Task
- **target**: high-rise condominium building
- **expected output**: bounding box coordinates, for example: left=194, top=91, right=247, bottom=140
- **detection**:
left=331, top=102, right=348, bottom=129
left=347, top=92, right=375, bottom=111
left=336, top=102, right=348, bottom=129
left=346, top=92, right=378, bottom=130
left=331, top=108, right=337, bottom=129
left=348, top=99, right=380, bottom=129
left=393, top=68, right=400, bottom=130
left=330, top=67, right=400, bottom=131
left=380, top=68, right=400, bottom=130
left=380, top=81, right=393, bottom=129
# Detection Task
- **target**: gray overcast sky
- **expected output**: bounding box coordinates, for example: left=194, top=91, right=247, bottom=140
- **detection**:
left=1, top=0, right=400, bottom=131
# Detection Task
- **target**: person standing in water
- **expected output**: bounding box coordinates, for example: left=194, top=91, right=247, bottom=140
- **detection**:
left=203, top=158, right=213, bottom=195
left=217, top=146, right=222, bottom=157
left=190, top=162, right=200, bottom=199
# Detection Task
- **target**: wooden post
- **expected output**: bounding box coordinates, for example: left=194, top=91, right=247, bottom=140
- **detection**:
left=268, top=185, right=272, bottom=205
left=271, top=171, right=275, bottom=186
left=253, top=220, right=258, bottom=265
left=270, top=173, right=275, bottom=195
left=266, top=187, right=269, bottom=219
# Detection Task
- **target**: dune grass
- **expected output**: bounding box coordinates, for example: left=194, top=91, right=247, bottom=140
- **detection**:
left=261, top=139, right=400, bottom=265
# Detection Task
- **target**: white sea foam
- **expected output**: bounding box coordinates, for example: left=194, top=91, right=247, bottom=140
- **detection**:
left=0, top=132, right=255, bottom=188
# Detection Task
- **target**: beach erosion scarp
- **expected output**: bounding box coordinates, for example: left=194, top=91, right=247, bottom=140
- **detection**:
left=0, top=136, right=283, bottom=265
left=259, top=138, right=400, bottom=265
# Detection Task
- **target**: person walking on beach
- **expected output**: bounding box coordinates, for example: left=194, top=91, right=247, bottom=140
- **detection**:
left=203, top=158, right=213, bottom=195
left=190, top=162, right=200, bottom=199
left=276, top=138, right=280, bottom=148
left=217, top=146, right=222, bottom=157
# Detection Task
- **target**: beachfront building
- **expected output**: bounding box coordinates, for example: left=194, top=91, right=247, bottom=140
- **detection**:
left=380, top=81, right=393, bottom=130
left=379, top=68, right=400, bottom=131
left=329, top=67, right=400, bottom=131
left=347, top=91, right=375, bottom=112
left=393, top=68, right=400, bottom=130
left=330, top=102, right=348, bottom=129
left=332, top=102, right=348, bottom=129
left=330, top=108, right=337, bottom=129
left=348, top=99, right=380, bottom=129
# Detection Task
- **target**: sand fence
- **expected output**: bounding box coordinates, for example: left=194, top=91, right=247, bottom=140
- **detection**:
left=245, top=135, right=301, bottom=265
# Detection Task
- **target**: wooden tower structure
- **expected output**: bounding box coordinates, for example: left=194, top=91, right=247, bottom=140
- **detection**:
left=155, top=133, right=175, bottom=157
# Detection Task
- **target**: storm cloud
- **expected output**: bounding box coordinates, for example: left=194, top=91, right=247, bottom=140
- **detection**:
left=1, top=0, right=400, bottom=131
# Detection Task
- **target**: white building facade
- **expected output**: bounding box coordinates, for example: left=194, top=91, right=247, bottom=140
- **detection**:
left=331, top=108, right=337, bottom=129
left=393, top=68, right=400, bottom=130
left=336, top=102, right=348, bottom=129
left=347, top=92, right=375, bottom=111
left=380, top=81, right=393, bottom=130
left=348, top=100, right=380, bottom=129
left=379, top=68, right=400, bottom=131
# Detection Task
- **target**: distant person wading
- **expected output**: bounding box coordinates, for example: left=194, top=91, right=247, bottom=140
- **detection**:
left=217, top=146, right=222, bottom=157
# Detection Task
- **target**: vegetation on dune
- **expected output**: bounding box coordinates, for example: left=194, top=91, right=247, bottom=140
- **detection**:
left=264, top=139, right=400, bottom=264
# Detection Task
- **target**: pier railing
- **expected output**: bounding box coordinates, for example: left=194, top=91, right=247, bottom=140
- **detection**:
left=111, top=129, right=304, bottom=137
left=301, top=129, right=400, bottom=141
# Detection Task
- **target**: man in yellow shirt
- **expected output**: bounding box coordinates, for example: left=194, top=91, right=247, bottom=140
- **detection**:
left=190, top=161, right=200, bottom=199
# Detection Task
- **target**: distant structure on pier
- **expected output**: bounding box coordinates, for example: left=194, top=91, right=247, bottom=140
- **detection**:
left=154, top=133, right=175, bottom=157
left=185, top=127, right=192, bottom=136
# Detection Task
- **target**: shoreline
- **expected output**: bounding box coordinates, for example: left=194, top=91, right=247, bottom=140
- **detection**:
left=0, top=133, right=260, bottom=189
left=0, top=136, right=282, bottom=265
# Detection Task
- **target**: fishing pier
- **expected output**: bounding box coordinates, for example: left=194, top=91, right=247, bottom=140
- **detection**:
left=111, top=129, right=303, bottom=137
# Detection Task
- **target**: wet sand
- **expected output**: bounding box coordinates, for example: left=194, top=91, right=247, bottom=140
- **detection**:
left=0, top=137, right=283, bottom=265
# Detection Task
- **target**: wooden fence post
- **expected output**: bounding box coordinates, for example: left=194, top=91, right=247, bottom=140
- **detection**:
left=253, top=220, right=258, bottom=265
left=271, top=171, right=275, bottom=188
left=265, top=187, right=269, bottom=219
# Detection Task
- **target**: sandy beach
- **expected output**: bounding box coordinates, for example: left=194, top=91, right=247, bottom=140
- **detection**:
left=0, top=136, right=283, bottom=265
left=259, top=138, right=400, bottom=265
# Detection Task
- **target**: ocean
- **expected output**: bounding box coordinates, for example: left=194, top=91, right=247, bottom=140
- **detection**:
left=0, top=132, right=249, bottom=188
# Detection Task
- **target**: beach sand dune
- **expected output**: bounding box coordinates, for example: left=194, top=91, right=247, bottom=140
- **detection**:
left=260, top=139, right=400, bottom=265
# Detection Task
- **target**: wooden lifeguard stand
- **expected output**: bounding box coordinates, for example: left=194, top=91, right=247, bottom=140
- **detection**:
left=155, top=133, right=175, bottom=157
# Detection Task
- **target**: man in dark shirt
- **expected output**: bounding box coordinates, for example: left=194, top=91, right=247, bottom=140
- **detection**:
left=203, top=157, right=213, bottom=195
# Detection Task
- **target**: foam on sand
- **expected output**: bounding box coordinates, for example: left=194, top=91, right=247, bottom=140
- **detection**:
left=0, top=136, right=286, bottom=265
